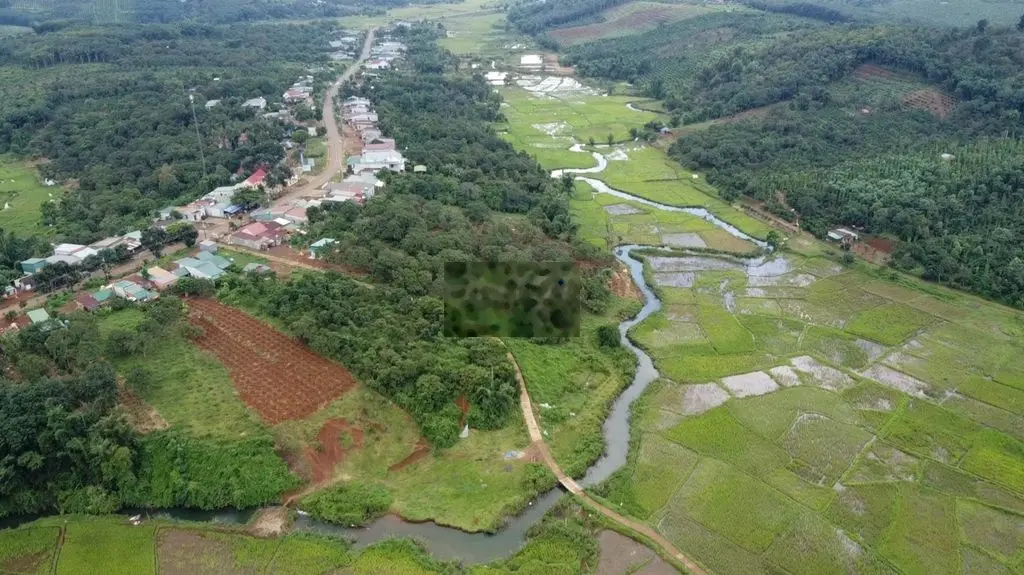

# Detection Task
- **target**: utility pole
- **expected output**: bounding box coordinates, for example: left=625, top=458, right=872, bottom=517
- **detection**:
left=189, top=93, right=208, bottom=178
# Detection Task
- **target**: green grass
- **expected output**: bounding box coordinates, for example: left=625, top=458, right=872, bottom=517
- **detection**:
left=845, top=303, right=934, bottom=345
left=665, top=408, right=790, bottom=477
left=266, top=534, right=353, bottom=574
left=97, top=308, right=266, bottom=440
left=0, top=526, right=58, bottom=574
left=218, top=247, right=270, bottom=269
left=877, top=488, right=960, bottom=574
left=957, top=500, right=1024, bottom=563
left=57, top=518, right=156, bottom=575
left=674, top=458, right=800, bottom=552
left=506, top=297, right=639, bottom=477
left=0, top=155, right=54, bottom=236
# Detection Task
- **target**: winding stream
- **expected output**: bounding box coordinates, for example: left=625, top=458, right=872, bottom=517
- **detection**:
left=4, top=145, right=761, bottom=565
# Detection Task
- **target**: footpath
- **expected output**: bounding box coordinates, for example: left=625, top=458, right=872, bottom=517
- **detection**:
left=506, top=350, right=709, bottom=575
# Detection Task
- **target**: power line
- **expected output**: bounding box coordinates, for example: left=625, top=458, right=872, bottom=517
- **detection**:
left=189, top=93, right=208, bottom=178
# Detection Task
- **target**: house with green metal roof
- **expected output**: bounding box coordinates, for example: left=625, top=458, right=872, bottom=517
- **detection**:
left=20, top=258, right=47, bottom=274
left=26, top=308, right=51, bottom=324
left=110, top=280, right=156, bottom=302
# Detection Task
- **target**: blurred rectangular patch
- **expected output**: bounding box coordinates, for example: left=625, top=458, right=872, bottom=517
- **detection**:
left=443, top=261, right=581, bottom=338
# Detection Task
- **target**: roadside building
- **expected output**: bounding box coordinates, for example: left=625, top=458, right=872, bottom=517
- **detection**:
left=20, top=258, right=47, bottom=274
left=228, top=221, right=287, bottom=251
left=73, top=293, right=101, bottom=312
left=827, top=227, right=860, bottom=247
left=146, top=266, right=179, bottom=290
left=309, top=238, right=337, bottom=259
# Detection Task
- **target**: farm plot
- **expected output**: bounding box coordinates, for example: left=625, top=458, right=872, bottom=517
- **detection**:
left=187, top=298, right=357, bottom=424
left=601, top=244, right=1024, bottom=575
left=549, top=1, right=719, bottom=46
left=846, top=64, right=957, bottom=118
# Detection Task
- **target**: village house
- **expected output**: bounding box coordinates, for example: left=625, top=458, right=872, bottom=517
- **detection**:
left=173, top=251, right=232, bottom=281
left=109, top=279, right=157, bottom=302
left=146, top=266, right=179, bottom=290
left=309, top=238, right=337, bottom=259
left=361, top=149, right=406, bottom=172
left=205, top=99, right=221, bottom=109
left=20, top=257, right=47, bottom=274
left=26, top=308, right=51, bottom=325
left=228, top=221, right=287, bottom=251
left=242, top=97, right=267, bottom=110
left=827, top=227, right=860, bottom=247
left=363, top=138, right=396, bottom=152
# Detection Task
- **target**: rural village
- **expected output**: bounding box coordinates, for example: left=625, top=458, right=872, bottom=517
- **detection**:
left=1, top=0, right=1024, bottom=574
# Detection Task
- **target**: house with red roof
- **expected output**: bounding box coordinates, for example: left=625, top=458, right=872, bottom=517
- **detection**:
left=227, top=220, right=287, bottom=251
left=239, top=168, right=267, bottom=189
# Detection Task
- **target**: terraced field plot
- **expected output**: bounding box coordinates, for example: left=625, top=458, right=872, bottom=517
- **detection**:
left=548, top=1, right=721, bottom=46
left=598, top=247, right=1024, bottom=575
left=571, top=180, right=758, bottom=252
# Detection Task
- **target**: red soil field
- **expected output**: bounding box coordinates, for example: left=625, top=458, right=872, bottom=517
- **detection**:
left=187, top=298, right=357, bottom=424
left=305, top=418, right=364, bottom=484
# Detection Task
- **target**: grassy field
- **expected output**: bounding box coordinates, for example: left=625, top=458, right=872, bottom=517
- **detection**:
left=98, top=308, right=267, bottom=440
left=498, top=87, right=659, bottom=164
left=1, top=499, right=622, bottom=574
left=497, top=87, right=772, bottom=239
left=0, top=155, right=54, bottom=236
left=506, top=296, right=641, bottom=477
left=595, top=241, right=1024, bottom=575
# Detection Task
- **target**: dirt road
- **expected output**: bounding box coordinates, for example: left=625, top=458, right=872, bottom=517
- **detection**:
left=273, top=28, right=377, bottom=209
left=505, top=347, right=708, bottom=575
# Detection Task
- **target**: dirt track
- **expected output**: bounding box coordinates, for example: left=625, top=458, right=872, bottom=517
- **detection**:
left=272, top=28, right=377, bottom=209
left=505, top=347, right=708, bottom=575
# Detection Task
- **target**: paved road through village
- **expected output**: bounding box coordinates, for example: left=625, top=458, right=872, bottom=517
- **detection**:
left=272, top=28, right=377, bottom=209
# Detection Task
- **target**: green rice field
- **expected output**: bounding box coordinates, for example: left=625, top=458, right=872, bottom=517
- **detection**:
left=595, top=244, right=1024, bottom=575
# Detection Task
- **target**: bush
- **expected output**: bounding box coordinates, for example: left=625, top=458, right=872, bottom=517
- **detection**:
left=596, top=324, right=620, bottom=348
left=299, top=482, right=394, bottom=526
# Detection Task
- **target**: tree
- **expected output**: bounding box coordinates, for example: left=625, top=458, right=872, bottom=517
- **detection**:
left=596, top=324, right=619, bottom=348
left=588, top=136, right=596, bottom=147
left=292, top=129, right=310, bottom=144
left=606, top=133, right=615, bottom=146
left=232, top=186, right=265, bottom=211
left=559, top=173, right=575, bottom=196
left=766, top=230, right=782, bottom=249
left=167, top=221, right=199, bottom=247
left=141, top=227, right=169, bottom=258
left=977, top=18, right=989, bottom=33
left=1018, top=13, right=1024, bottom=31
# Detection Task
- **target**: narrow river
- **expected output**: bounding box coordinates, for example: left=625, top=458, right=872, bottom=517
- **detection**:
left=5, top=146, right=763, bottom=565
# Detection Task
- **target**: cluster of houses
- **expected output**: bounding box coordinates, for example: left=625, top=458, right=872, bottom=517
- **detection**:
left=342, top=96, right=407, bottom=177
left=282, top=76, right=315, bottom=106
left=363, top=39, right=406, bottom=71
left=14, top=232, right=146, bottom=293
left=329, top=34, right=360, bottom=61
left=164, top=169, right=268, bottom=223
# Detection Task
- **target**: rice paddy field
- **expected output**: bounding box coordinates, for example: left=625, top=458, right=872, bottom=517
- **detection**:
left=0, top=155, right=55, bottom=236
left=0, top=500, right=621, bottom=574
left=497, top=87, right=659, bottom=169
left=595, top=242, right=1024, bottom=575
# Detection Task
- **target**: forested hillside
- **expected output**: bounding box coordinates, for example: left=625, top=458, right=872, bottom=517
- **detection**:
left=220, top=26, right=613, bottom=448
left=0, top=0, right=440, bottom=25
left=0, top=298, right=297, bottom=518
left=521, top=8, right=1024, bottom=307
left=0, top=21, right=334, bottom=242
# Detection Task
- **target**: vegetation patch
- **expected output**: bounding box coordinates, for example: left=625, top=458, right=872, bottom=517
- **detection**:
left=57, top=519, right=156, bottom=575
left=0, top=156, right=52, bottom=237
left=0, top=526, right=58, bottom=575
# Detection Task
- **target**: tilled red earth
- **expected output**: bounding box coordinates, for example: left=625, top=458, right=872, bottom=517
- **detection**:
left=187, top=298, right=356, bottom=424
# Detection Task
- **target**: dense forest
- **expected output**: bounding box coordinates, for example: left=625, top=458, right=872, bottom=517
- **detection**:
left=0, top=21, right=335, bottom=242
left=0, top=297, right=296, bottom=518
left=0, top=0, right=445, bottom=26
left=506, top=0, right=630, bottom=35
left=219, top=26, right=614, bottom=447
left=521, top=8, right=1024, bottom=306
